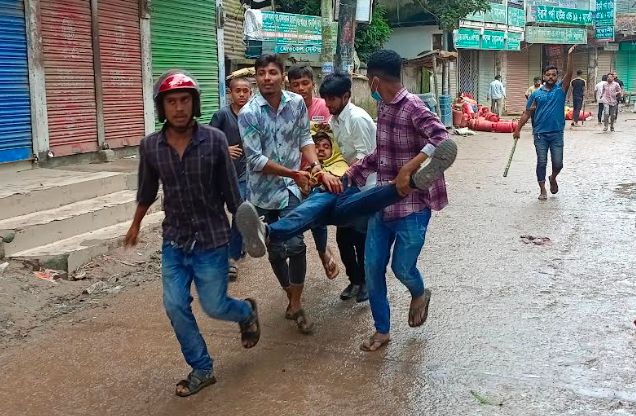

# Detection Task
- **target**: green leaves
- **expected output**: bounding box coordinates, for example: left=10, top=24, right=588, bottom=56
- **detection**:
left=355, top=5, right=392, bottom=62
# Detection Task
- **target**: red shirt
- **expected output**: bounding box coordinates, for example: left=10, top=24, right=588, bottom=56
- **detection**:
left=308, top=97, right=331, bottom=124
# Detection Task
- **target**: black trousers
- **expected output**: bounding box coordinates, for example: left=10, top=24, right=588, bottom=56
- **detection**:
left=573, top=97, right=584, bottom=123
left=336, top=226, right=366, bottom=286
left=598, top=103, right=604, bottom=123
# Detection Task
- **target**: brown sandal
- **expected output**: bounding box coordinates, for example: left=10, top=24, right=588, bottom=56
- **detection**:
left=175, top=371, right=217, bottom=397
left=240, top=298, right=261, bottom=348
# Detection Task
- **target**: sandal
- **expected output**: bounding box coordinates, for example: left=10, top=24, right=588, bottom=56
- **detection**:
left=175, top=371, right=217, bottom=397
left=239, top=298, right=261, bottom=349
left=549, top=175, right=559, bottom=195
left=408, top=289, right=431, bottom=327
left=320, top=247, right=340, bottom=280
left=360, top=333, right=390, bottom=352
left=289, top=309, right=314, bottom=334
left=228, top=261, right=238, bottom=282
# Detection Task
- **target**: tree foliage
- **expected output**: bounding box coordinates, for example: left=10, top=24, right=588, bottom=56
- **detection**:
left=355, top=5, right=392, bottom=62
left=275, top=0, right=392, bottom=63
left=416, top=0, right=490, bottom=30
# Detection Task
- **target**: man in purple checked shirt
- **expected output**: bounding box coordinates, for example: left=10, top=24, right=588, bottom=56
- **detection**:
left=350, top=50, right=451, bottom=352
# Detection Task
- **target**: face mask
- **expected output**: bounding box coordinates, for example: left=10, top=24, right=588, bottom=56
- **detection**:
left=370, top=78, right=382, bottom=102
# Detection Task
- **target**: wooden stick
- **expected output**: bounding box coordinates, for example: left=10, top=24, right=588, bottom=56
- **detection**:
left=503, top=138, right=518, bottom=177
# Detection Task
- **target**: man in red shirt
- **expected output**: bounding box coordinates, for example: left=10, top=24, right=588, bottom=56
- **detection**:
left=288, top=64, right=339, bottom=280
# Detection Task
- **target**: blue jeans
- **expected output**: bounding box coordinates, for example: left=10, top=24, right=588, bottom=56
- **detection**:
left=256, top=191, right=307, bottom=288
left=229, top=180, right=248, bottom=260
left=162, top=241, right=252, bottom=373
left=365, top=209, right=431, bottom=334
left=533, top=131, right=564, bottom=183
left=268, top=180, right=402, bottom=243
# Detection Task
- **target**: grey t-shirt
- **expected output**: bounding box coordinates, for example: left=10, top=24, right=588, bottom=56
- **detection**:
left=210, top=106, right=246, bottom=181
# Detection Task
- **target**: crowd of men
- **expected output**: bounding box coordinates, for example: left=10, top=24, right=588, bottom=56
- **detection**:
left=124, top=49, right=457, bottom=397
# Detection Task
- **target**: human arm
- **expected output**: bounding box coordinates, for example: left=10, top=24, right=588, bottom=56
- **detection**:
left=125, top=140, right=158, bottom=247
left=396, top=102, right=449, bottom=195
left=562, top=45, right=577, bottom=95
left=215, top=131, right=242, bottom=214
left=513, top=98, right=537, bottom=139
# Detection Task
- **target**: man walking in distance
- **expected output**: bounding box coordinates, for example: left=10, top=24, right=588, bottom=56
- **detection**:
left=594, top=75, right=607, bottom=125
left=488, top=75, right=506, bottom=116
left=526, top=77, right=542, bottom=99
left=238, top=54, right=343, bottom=334
left=320, top=71, right=377, bottom=302
left=341, top=50, right=452, bottom=352
left=600, top=73, right=623, bottom=132
left=570, top=70, right=586, bottom=127
left=513, top=45, right=576, bottom=201
left=210, top=77, right=252, bottom=281
left=288, top=64, right=339, bottom=280
left=125, top=71, right=260, bottom=397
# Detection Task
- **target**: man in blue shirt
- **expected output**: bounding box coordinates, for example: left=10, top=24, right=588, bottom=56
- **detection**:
left=513, top=45, right=576, bottom=201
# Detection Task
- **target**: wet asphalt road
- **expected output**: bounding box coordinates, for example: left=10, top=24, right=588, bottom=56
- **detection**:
left=0, top=118, right=635, bottom=415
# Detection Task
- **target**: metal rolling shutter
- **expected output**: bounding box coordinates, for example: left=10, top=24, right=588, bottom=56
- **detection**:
left=478, top=51, right=496, bottom=104
left=0, top=0, right=32, bottom=163
left=151, top=0, right=219, bottom=128
left=505, top=49, right=529, bottom=115
left=528, top=44, right=542, bottom=84
left=98, top=0, right=146, bottom=149
left=597, top=49, right=613, bottom=77
left=41, top=0, right=99, bottom=156
left=616, top=43, right=635, bottom=91
left=458, top=50, right=479, bottom=99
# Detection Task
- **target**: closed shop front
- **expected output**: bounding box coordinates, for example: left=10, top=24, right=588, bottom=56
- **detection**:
left=458, top=50, right=479, bottom=99
left=504, top=48, right=529, bottom=114
left=0, top=0, right=33, bottom=163
left=98, top=0, right=145, bottom=149
left=616, top=42, right=635, bottom=91
left=478, top=51, right=496, bottom=103
left=41, top=0, right=99, bottom=157
left=151, top=0, right=219, bottom=127
left=528, top=44, right=542, bottom=83
left=598, top=49, right=613, bottom=78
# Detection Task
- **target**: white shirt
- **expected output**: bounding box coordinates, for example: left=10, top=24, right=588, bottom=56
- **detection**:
left=595, top=81, right=607, bottom=102
left=330, top=102, right=377, bottom=188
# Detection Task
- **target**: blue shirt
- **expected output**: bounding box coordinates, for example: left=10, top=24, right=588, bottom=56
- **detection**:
left=527, top=81, right=566, bottom=134
left=238, top=90, right=313, bottom=210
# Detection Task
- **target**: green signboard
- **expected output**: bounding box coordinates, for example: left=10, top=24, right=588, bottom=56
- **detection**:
left=481, top=30, right=506, bottom=49
left=262, top=11, right=325, bottom=54
left=525, top=26, right=587, bottom=44
left=506, top=31, right=522, bottom=50
left=454, top=28, right=481, bottom=49
left=534, top=6, right=593, bottom=25
left=466, top=2, right=507, bottom=24
left=594, top=0, right=615, bottom=40
left=507, top=7, right=525, bottom=27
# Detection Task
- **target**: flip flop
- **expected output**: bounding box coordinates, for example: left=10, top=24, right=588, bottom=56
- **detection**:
left=239, top=298, right=261, bottom=349
left=175, top=371, right=217, bottom=397
left=408, top=289, right=431, bottom=327
left=360, top=333, right=390, bottom=352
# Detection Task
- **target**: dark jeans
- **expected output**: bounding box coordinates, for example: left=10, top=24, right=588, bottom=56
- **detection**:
left=311, top=226, right=328, bottom=254
left=256, top=191, right=307, bottom=288
left=573, top=97, right=583, bottom=123
left=533, top=131, right=564, bottom=182
left=268, top=180, right=402, bottom=244
left=162, top=241, right=252, bottom=373
left=598, top=103, right=604, bottom=123
left=336, top=226, right=366, bottom=286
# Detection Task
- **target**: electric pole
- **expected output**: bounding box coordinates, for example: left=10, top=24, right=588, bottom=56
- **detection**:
left=335, top=0, right=357, bottom=74
left=321, top=0, right=335, bottom=68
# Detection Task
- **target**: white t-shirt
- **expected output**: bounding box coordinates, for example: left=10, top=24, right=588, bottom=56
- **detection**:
left=595, top=81, right=606, bottom=102
left=330, top=102, right=377, bottom=189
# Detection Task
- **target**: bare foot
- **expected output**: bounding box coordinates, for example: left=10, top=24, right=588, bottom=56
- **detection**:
left=360, top=332, right=390, bottom=352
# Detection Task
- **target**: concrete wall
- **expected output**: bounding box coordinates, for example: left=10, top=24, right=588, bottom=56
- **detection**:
left=383, top=26, right=443, bottom=59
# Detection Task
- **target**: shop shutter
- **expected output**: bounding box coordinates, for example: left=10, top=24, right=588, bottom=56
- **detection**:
left=98, top=0, right=146, bottom=149
left=616, top=43, right=635, bottom=92
left=598, top=49, right=613, bottom=78
left=458, top=50, right=479, bottom=99
left=505, top=49, right=529, bottom=115
left=41, top=0, right=99, bottom=156
left=0, top=0, right=33, bottom=163
left=449, top=61, right=457, bottom=98
left=478, top=51, right=496, bottom=104
left=224, top=0, right=246, bottom=61
left=573, top=49, right=589, bottom=80
left=151, top=0, right=219, bottom=128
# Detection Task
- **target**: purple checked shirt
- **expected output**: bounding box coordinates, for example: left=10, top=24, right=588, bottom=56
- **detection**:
left=348, top=88, right=449, bottom=220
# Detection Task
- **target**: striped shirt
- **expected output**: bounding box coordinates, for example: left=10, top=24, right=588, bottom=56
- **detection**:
left=348, top=88, right=449, bottom=220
